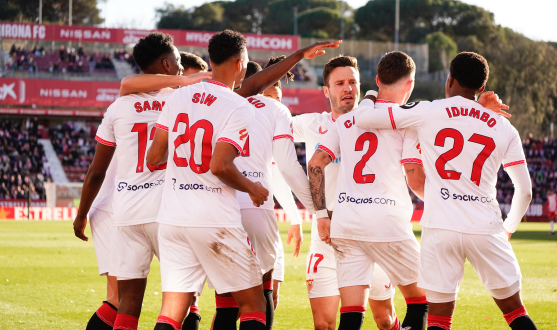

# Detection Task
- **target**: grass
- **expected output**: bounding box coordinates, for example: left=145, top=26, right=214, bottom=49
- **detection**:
left=0, top=221, right=556, bottom=329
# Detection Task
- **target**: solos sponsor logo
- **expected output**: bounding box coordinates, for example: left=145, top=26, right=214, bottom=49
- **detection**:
left=174, top=179, right=222, bottom=194
left=440, top=188, right=493, bottom=203
left=337, top=192, right=396, bottom=206
left=117, top=180, right=164, bottom=192
left=242, top=171, right=264, bottom=178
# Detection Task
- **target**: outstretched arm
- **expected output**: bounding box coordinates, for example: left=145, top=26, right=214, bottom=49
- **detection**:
left=235, top=40, right=342, bottom=97
left=119, top=71, right=212, bottom=96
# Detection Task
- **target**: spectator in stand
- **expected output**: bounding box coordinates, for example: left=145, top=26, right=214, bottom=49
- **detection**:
left=59, top=46, right=66, bottom=62
left=49, top=123, right=97, bottom=182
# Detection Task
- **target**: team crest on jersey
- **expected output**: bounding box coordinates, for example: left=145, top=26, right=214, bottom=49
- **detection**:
left=239, top=128, right=248, bottom=141
left=306, top=279, right=314, bottom=293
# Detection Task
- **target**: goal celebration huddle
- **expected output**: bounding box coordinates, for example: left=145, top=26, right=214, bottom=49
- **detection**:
left=73, top=29, right=538, bottom=330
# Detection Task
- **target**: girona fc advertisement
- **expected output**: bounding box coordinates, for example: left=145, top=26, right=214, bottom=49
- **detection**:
left=0, top=22, right=299, bottom=51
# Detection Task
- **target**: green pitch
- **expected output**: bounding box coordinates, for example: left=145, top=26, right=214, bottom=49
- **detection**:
left=0, top=221, right=556, bottom=329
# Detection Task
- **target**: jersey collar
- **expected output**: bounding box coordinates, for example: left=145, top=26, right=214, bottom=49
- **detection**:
left=331, top=112, right=336, bottom=122
left=206, top=80, right=229, bottom=89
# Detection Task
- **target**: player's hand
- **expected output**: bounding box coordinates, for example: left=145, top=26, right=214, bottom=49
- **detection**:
left=287, top=224, right=303, bottom=257
left=504, top=229, right=512, bottom=241
left=298, top=40, right=342, bottom=60
left=478, top=91, right=511, bottom=118
left=179, top=71, right=212, bottom=86
left=363, top=90, right=378, bottom=103
left=317, top=217, right=332, bottom=245
left=249, top=181, right=269, bottom=207
left=73, top=215, right=88, bottom=241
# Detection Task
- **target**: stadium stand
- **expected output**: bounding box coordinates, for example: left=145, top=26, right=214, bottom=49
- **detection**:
left=0, top=118, right=51, bottom=200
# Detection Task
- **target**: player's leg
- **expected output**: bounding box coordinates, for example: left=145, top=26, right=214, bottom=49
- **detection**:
left=549, top=213, right=555, bottom=234
left=418, top=228, right=466, bottom=330
left=185, top=227, right=267, bottom=330
left=307, top=240, right=340, bottom=330
left=155, top=224, right=206, bottom=329
left=368, top=265, right=397, bottom=330
left=183, top=295, right=202, bottom=330
left=86, top=208, right=118, bottom=330
left=271, top=233, right=284, bottom=309
left=465, top=231, right=538, bottom=330
left=240, top=209, right=281, bottom=329
left=272, top=280, right=282, bottom=310
left=111, top=224, right=158, bottom=330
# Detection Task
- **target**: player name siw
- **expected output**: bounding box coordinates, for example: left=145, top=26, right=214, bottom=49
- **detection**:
left=445, top=107, right=497, bottom=128
left=192, top=92, right=217, bottom=106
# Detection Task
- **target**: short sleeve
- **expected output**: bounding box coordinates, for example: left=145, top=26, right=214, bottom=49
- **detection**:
left=273, top=104, right=294, bottom=141
left=217, top=104, right=255, bottom=153
left=95, top=107, right=116, bottom=147
left=317, top=123, right=340, bottom=161
left=401, top=128, right=422, bottom=166
left=502, top=125, right=526, bottom=169
left=292, top=114, right=306, bottom=142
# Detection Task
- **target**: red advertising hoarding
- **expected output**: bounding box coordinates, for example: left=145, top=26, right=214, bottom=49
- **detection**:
left=0, top=78, right=328, bottom=114
left=0, top=22, right=299, bottom=52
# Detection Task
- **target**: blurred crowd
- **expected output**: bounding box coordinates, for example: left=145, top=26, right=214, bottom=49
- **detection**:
left=49, top=123, right=97, bottom=182
left=0, top=119, right=51, bottom=201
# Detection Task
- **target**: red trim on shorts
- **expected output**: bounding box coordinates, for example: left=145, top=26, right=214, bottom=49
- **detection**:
left=377, top=99, right=396, bottom=104
left=401, top=158, right=423, bottom=166
left=96, top=302, right=117, bottom=327
left=113, top=314, right=139, bottom=330
left=189, top=305, right=200, bottom=314
left=428, top=315, right=452, bottom=330
left=405, top=296, right=428, bottom=305
left=240, top=312, right=266, bottom=325
left=317, top=145, right=336, bottom=161
left=95, top=135, right=116, bottom=147
left=503, top=160, right=526, bottom=168
left=155, top=123, right=169, bottom=131
left=156, top=316, right=182, bottom=330
left=217, top=137, right=242, bottom=153
left=340, top=306, right=366, bottom=313
left=388, top=107, right=397, bottom=129
left=206, top=80, right=229, bottom=88
left=273, top=134, right=294, bottom=141
left=263, top=280, right=273, bottom=290
left=504, top=305, right=528, bottom=325
left=215, top=296, right=239, bottom=308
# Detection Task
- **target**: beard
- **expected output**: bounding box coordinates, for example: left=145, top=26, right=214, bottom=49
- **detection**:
left=330, top=94, right=356, bottom=114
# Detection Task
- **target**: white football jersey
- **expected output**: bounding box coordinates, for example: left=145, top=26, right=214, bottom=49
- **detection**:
left=96, top=89, right=174, bottom=226
left=90, top=158, right=117, bottom=213
left=235, top=94, right=294, bottom=211
left=355, top=96, right=527, bottom=235
left=155, top=80, right=255, bottom=228
left=318, top=101, right=422, bottom=242
left=548, top=194, right=557, bottom=212
left=293, top=111, right=339, bottom=240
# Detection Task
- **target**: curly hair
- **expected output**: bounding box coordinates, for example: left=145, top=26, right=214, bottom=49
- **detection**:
left=377, top=51, right=415, bottom=85
left=208, top=30, right=247, bottom=65
left=264, top=55, right=294, bottom=89
left=323, top=55, right=359, bottom=87
left=450, top=52, right=489, bottom=90
left=132, top=32, right=174, bottom=71
left=180, top=52, right=208, bottom=72
left=245, top=61, right=262, bottom=79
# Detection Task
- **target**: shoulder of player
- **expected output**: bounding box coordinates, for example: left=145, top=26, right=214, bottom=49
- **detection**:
left=396, top=100, right=432, bottom=111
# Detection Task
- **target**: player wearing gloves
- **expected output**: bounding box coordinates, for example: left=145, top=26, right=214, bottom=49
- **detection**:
left=352, top=52, right=538, bottom=330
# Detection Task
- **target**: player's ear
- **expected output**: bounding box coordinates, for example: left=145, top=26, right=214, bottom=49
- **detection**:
left=323, top=85, right=330, bottom=99
left=162, top=58, right=170, bottom=74
left=375, top=75, right=380, bottom=87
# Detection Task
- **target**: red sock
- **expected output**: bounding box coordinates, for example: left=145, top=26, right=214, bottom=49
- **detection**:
left=428, top=315, right=452, bottom=330
left=263, top=280, right=273, bottom=290
left=389, top=317, right=400, bottom=330
left=240, top=312, right=266, bottom=325
left=157, top=315, right=182, bottom=330
left=405, top=296, right=428, bottom=305
left=95, top=301, right=117, bottom=327
left=340, top=306, right=366, bottom=313
left=504, top=305, right=528, bottom=325
left=113, top=314, right=139, bottom=330
left=189, top=305, right=200, bottom=314
left=215, top=296, right=239, bottom=308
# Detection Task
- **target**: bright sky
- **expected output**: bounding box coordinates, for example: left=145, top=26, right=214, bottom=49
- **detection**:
left=100, top=0, right=557, bottom=42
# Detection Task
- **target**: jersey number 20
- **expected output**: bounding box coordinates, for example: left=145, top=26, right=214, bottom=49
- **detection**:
left=172, top=114, right=214, bottom=174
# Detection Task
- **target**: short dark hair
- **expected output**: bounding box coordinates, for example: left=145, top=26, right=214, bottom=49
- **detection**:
left=323, top=55, right=359, bottom=87
left=180, top=51, right=208, bottom=71
left=208, top=30, right=247, bottom=65
left=450, top=52, right=489, bottom=90
left=245, top=61, right=262, bottom=79
left=133, top=32, right=174, bottom=71
left=377, top=51, right=415, bottom=85
left=264, top=55, right=294, bottom=89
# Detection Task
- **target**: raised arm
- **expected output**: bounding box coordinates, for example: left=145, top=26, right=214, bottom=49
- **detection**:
left=119, top=71, right=212, bottom=96
left=235, top=40, right=342, bottom=97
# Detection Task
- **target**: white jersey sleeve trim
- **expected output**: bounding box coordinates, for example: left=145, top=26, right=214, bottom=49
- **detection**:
left=95, top=135, right=116, bottom=147
left=273, top=134, right=294, bottom=141
left=317, top=145, right=336, bottom=162
left=401, top=158, right=423, bottom=165
left=217, top=137, right=242, bottom=153
left=503, top=160, right=526, bottom=168
left=155, top=123, right=169, bottom=132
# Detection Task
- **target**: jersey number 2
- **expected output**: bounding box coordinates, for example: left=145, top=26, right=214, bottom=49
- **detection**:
left=353, top=132, right=378, bottom=184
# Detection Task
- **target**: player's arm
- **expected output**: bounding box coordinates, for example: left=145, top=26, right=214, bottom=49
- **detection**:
left=146, top=128, right=169, bottom=166
left=272, top=164, right=304, bottom=257
left=235, top=40, right=341, bottom=97
left=74, top=143, right=115, bottom=241
left=478, top=91, right=511, bottom=117
left=210, top=142, right=269, bottom=206
left=503, top=164, right=532, bottom=239
left=307, top=149, right=333, bottom=244
left=119, top=71, right=212, bottom=96
left=403, top=163, right=425, bottom=201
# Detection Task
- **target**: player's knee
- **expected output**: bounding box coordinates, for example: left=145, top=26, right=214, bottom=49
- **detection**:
left=374, top=314, right=395, bottom=330
left=313, top=319, right=335, bottom=330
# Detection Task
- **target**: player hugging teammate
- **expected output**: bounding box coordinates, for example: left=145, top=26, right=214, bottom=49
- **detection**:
left=74, top=28, right=538, bottom=330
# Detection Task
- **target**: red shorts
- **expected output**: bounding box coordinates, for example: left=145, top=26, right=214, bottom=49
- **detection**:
left=549, top=211, right=556, bottom=218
